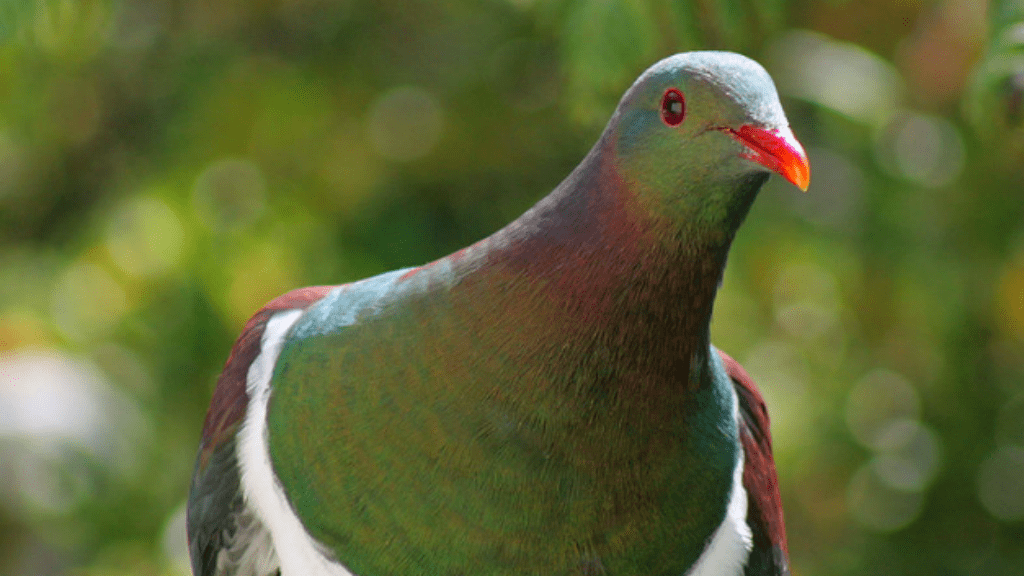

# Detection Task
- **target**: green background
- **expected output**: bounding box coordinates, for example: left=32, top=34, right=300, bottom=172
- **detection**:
left=1, top=0, right=1022, bottom=574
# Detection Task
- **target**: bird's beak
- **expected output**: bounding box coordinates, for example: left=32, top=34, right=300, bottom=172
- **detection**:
left=727, top=125, right=810, bottom=191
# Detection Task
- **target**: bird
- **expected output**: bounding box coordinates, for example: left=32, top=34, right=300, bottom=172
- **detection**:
left=187, top=51, right=809, bottom=576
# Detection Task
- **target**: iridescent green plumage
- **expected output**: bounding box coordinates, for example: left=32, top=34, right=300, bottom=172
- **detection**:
left=189, top=51, right=806, bottom=576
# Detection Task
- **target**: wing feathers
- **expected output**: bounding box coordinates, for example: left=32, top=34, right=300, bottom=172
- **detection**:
left=717, top=350, right=790, bottom=576
left=188, top=287, right=333, bottom=576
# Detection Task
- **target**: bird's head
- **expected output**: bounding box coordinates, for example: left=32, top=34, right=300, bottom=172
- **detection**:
left=605, top=51, right=809, bottom=236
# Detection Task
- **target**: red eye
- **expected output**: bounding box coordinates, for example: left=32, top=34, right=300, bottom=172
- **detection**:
left=661, top=88, right=686, bottom=126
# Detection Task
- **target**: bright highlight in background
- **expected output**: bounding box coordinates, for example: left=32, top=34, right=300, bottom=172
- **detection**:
left=367, top=86, right=445, bottom=162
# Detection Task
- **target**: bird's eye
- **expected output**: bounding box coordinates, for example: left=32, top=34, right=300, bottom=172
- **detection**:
left=660, top=88, right=686, bottom=127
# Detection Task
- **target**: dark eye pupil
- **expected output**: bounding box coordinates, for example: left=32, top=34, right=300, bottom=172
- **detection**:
left=661, top=88, right=686, bottom=126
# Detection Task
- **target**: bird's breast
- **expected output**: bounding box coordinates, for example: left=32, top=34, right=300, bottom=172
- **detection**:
left=264, top=252, right=739, bottom=574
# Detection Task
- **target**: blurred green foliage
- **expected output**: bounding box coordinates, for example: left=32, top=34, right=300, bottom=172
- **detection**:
left=0, top=0, right=1022, bottom=575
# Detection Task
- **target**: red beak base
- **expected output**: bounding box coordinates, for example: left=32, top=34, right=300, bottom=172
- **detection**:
left=727, top=125, right=810, bottom=191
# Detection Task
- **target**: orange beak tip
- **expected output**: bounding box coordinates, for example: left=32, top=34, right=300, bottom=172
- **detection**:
left=793, top=163, right=810, bottom=192
left=732, top=125, right=811, bottom=192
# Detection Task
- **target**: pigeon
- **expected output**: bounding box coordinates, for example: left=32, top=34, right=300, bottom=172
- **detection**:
left=188, top=50, right=809, bottom=576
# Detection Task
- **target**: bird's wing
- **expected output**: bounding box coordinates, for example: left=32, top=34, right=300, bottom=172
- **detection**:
left=187, top=286, right=333, bottom=576
left=717, top=350, right=791, bottom=576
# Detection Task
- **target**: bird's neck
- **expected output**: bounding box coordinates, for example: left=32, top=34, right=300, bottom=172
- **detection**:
left=478, top=144, right=750, bottom=388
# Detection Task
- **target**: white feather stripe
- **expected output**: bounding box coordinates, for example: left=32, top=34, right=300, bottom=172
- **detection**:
left=236, top=309, right=356, bottom=576
left=686, top=402, right=754, bottom=576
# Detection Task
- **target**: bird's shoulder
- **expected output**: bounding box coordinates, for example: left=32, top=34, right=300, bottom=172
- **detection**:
left=198, top=286, right=335, bottom=464
left=716, top=349, right=791, bottom=576
left=187, top=285, right=333, bottom=576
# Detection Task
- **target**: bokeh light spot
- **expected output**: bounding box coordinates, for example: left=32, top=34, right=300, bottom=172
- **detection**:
left=876, top=111, right=965, bottom=187
left=50, top=261, right=127, bottom=342
left=192, top=158, right=267, bottom=231
left=367, top=86, right=444, bottom=162
left=847, top=462, right=924, bottom=532
left=0, top=350, right=148, bottom=512
left=846, top=369, right=921, bottom=450
left=871, top=419, right=942, bottom=491
left=773, top=261, right=841, bottom=341
left=767, top=30, right=902, bottom=126
left=105, top=195, right=185, bottom=279
left=977, top=446, right=1024, bottom=521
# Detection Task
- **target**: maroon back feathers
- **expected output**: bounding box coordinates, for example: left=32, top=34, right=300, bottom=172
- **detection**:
left=718, top=349, right=790, bottom=576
